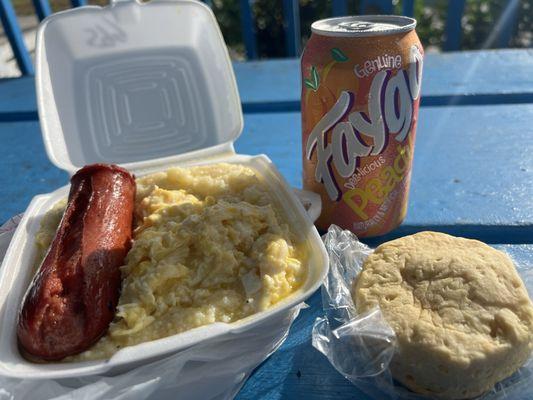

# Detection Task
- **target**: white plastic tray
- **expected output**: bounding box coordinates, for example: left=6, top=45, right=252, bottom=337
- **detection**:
left=0, top=154, right=328, bottom=379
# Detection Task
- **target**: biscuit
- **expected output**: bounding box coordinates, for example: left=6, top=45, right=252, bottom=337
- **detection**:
left=353, top=231, right=533, bottom=399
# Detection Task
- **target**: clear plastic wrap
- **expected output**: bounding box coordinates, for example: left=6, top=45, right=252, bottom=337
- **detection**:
left=312, top=225, right=533, bottom=400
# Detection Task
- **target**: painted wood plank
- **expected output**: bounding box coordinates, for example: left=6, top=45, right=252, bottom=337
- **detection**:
left=282, top=0, right=300, bottom=57
left=443, top=0, right=466, bottom=51
left=0, top=106, right=532, bottom=241
left=0, top=109, right=532, bottom=242
left=331, top=0, right=347, bottom=17
left=2, top=50, right=533, bottom=119
left=1, top=103, right=531, bottom=243
left=31, top=0, right=52, bottom=21
left=488, top=0, right=520, bottom=49
left=0, top=115, right=531, bottom=397
left=236, top=244, right=533, bottom=399
left=70, top=0, right=86, bottom=7
left=360, top=0, right=393, bottom=14
left=0, top=0, right=34, bottom=75
left=236, top=104, right=533, bottom=243
left=402, top=0, right=415, bottom=17
left=233, top=50, right=533, bottom=111
left=0, top=121, right=68, bottom=224
left=239, top=0, right=258, bottom=60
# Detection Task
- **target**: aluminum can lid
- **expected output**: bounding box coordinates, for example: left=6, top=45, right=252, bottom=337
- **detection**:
left=311, top=15, right=416, bottom=37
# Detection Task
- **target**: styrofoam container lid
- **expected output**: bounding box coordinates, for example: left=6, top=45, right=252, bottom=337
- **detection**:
left=36, top=0, right=243, bottom=174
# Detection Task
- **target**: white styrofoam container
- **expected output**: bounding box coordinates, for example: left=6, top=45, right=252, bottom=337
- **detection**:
left=0, top=0, right=329, bottom=386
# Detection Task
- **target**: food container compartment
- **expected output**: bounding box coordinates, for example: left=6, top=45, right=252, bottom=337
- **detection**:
left=0, top=0, right=329, bottom=385
left=0, top=155, right=328, bottom=380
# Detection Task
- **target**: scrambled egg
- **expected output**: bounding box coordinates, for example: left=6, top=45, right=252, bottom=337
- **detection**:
left=35, top=163, right=306, bottom=361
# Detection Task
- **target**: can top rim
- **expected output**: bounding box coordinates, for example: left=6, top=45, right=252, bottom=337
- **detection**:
left=311, top=15, right=417, bottom=37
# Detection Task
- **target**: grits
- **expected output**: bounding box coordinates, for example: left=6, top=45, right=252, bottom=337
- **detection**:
left=34, top=163, right=307, bottom=361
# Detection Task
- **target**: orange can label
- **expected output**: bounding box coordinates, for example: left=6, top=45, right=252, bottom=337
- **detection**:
left=302, top=25, right=423, bottom=237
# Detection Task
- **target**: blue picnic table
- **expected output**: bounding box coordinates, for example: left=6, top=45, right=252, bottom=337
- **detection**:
left=0, top=50, right=533, bottom=400
left=0, top=48, right=532, bottom=399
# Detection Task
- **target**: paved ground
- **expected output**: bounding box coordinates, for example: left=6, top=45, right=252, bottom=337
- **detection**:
left=0, top=15, right=38, bottom=77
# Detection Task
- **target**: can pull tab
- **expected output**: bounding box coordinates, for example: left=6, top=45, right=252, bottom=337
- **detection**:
left=338, top=21, right=375, bottom=31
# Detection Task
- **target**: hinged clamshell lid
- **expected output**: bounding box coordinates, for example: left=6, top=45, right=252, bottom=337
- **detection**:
left=36, top=0, right=243, bottom=174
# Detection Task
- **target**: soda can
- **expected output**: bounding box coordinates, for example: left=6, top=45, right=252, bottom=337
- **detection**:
left=301, top=15, right=424, bottom=237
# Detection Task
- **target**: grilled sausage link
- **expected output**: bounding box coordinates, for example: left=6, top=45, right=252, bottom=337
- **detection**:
left=17, top=164, right=135, bottom=361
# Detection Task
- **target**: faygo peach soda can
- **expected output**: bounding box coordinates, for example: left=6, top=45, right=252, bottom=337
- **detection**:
left=302, top=15, right=423, bottom=237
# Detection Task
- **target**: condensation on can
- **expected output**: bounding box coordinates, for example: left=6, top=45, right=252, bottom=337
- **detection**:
left=301, top=15, right=424, bottom=237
